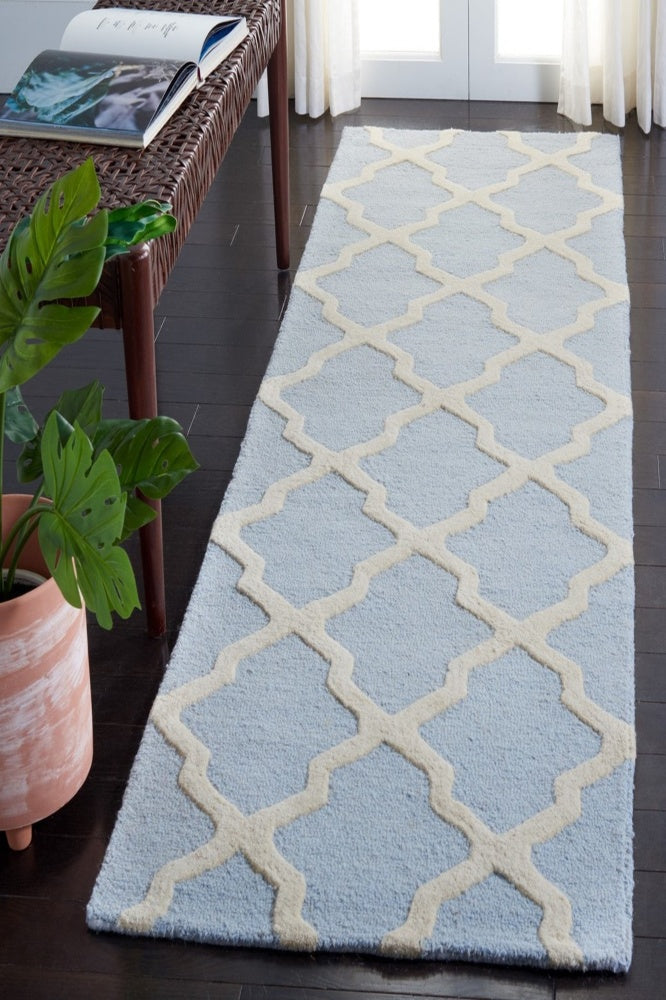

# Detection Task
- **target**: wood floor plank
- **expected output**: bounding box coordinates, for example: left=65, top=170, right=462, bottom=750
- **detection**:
left=156, top=315, right=283, bottom=346
left=633, top=524, right=666, bottom=563
left=634, top=754, right=666, bottom=810
left=627, top=259, right=666, bottom=284
left=0, top=968, right=242, bottom=1000
left=632, top=360, right=666, bottom=391
left=633, top=870, right=666, bottom=938
left=632, top=452, right=659, bottom=488
left=632, top=488, right=666, bottom=526
left=623, top=215, right=666, bottom=238
left=634, top=564, right=666, bottom=606
left=632, top=390, right=666, bottom=421
left=626, top=283, right=666, bottom=309
left=636, top=700, right=666, bottom=753
left=633, top=809, right=666, bottom=871
left=635, top=653, right=666, bottom=702
left=238, top=989, right=548, bottom=1000
left=624, top=194, right=666, bottom=216
left=624, top=234, right=666, bottom=259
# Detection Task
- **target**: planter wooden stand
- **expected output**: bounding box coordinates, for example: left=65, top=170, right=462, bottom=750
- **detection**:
left=0, top=495, right=92, bottom=850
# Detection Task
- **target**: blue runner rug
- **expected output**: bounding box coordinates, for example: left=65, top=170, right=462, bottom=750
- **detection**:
left=88, top=128, right=635, bottom=972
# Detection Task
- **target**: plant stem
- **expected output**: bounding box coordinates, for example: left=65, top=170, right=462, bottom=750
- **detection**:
left=0, top=502, right=45, bottom=597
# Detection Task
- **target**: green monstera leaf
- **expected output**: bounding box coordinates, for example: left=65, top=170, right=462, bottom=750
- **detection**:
left=16, top=381, right=104, bottom=482
left=93, top=416, right=199, bottom=539
left=15, top=380, right=198, bottom=536
left=105, top=200, right=176, bottom=258
left=37, top=412, right=140, bottom=629
left=0, top=158, right=107, bottom=392
left=4, top=386, right=39, bottom=444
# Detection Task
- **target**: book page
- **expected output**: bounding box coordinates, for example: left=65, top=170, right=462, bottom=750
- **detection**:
left=60, top=7, right=239, bottom=65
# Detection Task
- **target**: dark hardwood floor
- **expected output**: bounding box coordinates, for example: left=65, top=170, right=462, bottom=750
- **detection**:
left=0, top=99, right=664, bottom=999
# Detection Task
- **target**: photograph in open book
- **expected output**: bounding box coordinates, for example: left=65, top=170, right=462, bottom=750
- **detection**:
left=2, top=48, right=184, bottom=131
left=2, top=49, right=188, bottom=133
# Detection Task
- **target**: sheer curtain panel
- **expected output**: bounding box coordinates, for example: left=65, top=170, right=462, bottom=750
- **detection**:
left=293, top=0, right=361, bottom=117
left=256, top=0, right=360, bottom=117
left=559, top=0, right=665, bottom=133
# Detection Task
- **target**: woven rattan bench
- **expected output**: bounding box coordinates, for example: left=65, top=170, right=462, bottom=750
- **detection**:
left=0, top=0, right=289, bottom=637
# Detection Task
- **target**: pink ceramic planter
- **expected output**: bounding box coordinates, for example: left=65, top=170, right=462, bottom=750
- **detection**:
left=0, top=495, right=92, bottom=850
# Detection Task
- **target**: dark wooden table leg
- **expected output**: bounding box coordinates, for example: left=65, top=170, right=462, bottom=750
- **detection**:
left=268, top=0, right=290, bottom=271
left=118, top=244, right=166, bottom=638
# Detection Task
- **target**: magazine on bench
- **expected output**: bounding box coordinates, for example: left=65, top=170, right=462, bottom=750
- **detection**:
left=0, top=7, right=248, bottom=148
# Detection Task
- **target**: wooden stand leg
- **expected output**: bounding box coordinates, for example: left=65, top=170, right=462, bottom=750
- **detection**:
left=6, top=826, right=32, bottom=851
left=268, top=0, right=290, bottom=271
left=118, top=244, right=166, bottom=638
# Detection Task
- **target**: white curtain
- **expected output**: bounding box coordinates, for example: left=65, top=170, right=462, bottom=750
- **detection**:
left=293, top=0, right=361, bottom=117
left=558, top=0, right=666, bottom=133
left=257, top=0, right=361, bottom=118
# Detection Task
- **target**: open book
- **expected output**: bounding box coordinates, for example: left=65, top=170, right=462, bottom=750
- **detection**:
left=0, top=7, right=248, bottom=148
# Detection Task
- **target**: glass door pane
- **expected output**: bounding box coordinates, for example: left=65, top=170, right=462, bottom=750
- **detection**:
left=469, top=0, right=603, bottom=102
left=495, top=0, right=565, bottom=61
left=359, top=0, right=468, bottom=99
left=360, top=0, right=441, bottom=57
left=469, top=0, right=561, bottom=101
left=495, top=0, right=603, bottom=63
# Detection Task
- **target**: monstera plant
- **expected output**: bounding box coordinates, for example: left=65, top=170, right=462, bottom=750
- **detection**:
left=0, top=156, right=199, bottom=850
left=0, top=156, right=198, bottom=629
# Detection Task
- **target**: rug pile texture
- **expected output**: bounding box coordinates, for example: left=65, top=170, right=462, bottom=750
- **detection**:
left=88, top=127, right=635, bottom=971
